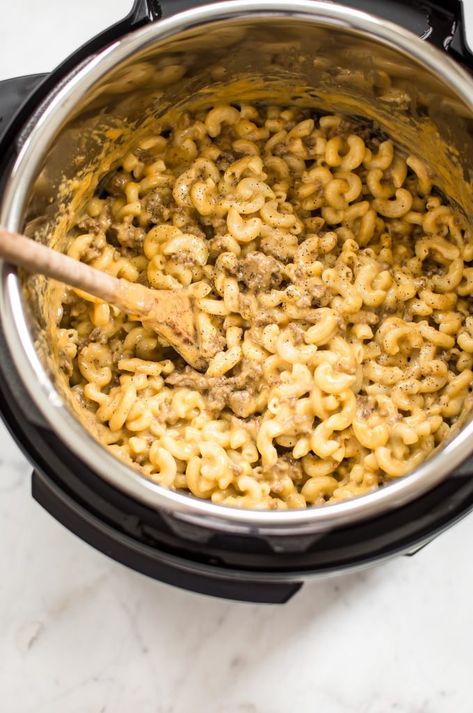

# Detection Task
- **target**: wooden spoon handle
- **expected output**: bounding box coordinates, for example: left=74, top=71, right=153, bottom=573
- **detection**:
left=0, top=228, right=122, bottom=304
left=0, top=228, right=207, bottom=371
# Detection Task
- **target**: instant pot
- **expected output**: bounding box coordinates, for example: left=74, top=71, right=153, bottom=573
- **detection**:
left=2, top=0, right=473, bottom=603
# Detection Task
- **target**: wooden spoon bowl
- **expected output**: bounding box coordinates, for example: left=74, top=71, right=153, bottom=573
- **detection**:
left=0, top=228, right=206, bottom=371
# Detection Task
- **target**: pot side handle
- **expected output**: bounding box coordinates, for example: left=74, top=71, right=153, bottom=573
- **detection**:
left=127, top=0, right=161, bottom=24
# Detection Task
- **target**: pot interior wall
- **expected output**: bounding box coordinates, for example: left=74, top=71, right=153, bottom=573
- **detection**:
left=24, top=16, right=473, bottom=225
left=18, top=12, right=473, bottom=455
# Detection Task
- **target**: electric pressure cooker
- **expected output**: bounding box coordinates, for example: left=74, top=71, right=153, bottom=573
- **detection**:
left=1, top=0, right=473, bottom=603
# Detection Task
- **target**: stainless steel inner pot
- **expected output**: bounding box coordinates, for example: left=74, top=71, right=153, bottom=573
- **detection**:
left=2, top=0, right=473, bottom=535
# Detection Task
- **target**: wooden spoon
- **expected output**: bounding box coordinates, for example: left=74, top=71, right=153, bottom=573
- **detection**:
left=0, top=228, right=207, bottom=371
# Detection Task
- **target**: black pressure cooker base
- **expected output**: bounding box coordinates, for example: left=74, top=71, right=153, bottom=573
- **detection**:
left=29, top=465, right=473, bottom=603
left=2, top=0, right=473, bottom=603
left=31, top=469, right=303, bottom=603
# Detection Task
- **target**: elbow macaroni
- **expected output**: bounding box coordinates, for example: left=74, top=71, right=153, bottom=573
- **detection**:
left=54, top=103, right=473, bottom=510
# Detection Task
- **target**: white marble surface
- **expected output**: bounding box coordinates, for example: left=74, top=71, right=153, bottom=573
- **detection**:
left=2, top=2, right=473, bottom=712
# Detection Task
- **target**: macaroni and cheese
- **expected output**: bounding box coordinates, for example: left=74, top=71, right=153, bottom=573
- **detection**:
left=54, top=103, right=473, bottom=509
